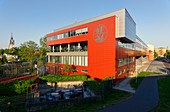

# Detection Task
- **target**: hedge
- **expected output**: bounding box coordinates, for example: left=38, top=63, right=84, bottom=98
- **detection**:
left=0, top=78, right=36, bottom=96
left=40, top=74, right=87, bottom=82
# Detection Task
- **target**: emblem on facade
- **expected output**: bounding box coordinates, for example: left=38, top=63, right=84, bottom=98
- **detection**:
left=93, top=24, right=108, bottom=43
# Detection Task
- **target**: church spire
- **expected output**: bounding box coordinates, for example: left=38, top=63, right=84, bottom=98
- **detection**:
left=9, top=32, right=15, bottom=49
left=11, top=32, right=13, bottom=40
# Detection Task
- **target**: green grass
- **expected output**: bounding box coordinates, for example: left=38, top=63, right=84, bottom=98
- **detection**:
left=130, top=72, right=162, bottom=89
left=150, top=76, right=170, bottom=112
left=36, top=89, right=133, bottom=112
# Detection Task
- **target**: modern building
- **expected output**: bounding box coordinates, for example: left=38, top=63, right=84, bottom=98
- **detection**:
left=9, top=33, right=15, bottom=49
left=46, top=8, right=148, bottom=84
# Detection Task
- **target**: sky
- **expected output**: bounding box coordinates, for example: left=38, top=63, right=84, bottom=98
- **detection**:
left=0, top=0, right=170, bottom=49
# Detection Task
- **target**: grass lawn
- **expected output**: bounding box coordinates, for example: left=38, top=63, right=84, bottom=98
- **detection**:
left=36, top=89, right=133, bottom=112
left=130, top=72, right=162, bottom=89
left=0, top=95, right=26, bottom=112
left=150, top=76, right=170, bottom=112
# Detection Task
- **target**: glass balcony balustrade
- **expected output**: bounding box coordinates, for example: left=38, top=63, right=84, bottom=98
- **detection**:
left=51, top=41, right=88, bottom=53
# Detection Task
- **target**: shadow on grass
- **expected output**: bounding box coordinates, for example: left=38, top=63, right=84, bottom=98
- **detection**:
left=130, top=72, right=165, bottom=89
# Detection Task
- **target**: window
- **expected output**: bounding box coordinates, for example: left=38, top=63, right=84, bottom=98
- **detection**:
left=65, top=32, right=68, bottom=38
left=76, top=29, right=82, bottom=36
left=81, top=28, right=88, bottom=34
left=123, top=69, right=125, bottom=73
left=81, top=69, right=88, bottom=73
left=73, top=68, right=78, bottom=72
left=126, top=68, right=129, bottom=71
left=118, top=71, right=121, bottom=75
left=70, top=31, right=75, bottom=37
left=59, top=66, right=63, bottom=69
left=47, top=27, right=88, bottom=41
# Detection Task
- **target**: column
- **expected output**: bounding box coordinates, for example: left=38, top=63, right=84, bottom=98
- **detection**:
left=78, top=43, right=80, bottom=51
left=53, top=46, right=54, bottom=53
left=60, top=45, right=61, bottom=52
left=68, top=43, right=70, bottom=52
left=48, top=55, right=50, bottom=63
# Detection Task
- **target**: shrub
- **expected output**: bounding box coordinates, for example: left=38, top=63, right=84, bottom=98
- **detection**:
left=40, top=74, right=87, bottom=82
left=0, top=78, right=36, bottom=96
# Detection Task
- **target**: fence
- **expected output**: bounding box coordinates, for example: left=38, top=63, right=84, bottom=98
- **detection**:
left=0, top=75, right=38, bottom=83
left=25, top=95, right=101, bottom=111
left=102, top=80, right=113, bottom=97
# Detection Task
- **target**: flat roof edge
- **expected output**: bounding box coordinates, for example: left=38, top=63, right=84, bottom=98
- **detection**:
left=54, top=8, right=127, bottom=32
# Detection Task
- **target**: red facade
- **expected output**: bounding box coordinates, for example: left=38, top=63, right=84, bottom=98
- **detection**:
left=46, top=16, right=136, bottom=82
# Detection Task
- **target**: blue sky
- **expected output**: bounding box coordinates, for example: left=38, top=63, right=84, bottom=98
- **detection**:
left=0, top=0, right=170, bottom=49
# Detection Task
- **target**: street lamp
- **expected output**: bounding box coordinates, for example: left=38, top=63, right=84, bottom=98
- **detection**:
left=8, top=102, right=11, bottom=112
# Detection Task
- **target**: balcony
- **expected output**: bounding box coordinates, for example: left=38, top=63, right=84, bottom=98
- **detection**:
left=49, top=41, right=88, bottom=53
left=47, top=51, right=88, bottom=56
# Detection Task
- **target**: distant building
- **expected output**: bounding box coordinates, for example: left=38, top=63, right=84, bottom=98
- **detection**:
left=155, top=47, right=167, bottom=57
left=9, top=33, right=15, bottom=49
left=4, top=53, right=18, bottom=60
left=147, top=44, right=154, bottom=60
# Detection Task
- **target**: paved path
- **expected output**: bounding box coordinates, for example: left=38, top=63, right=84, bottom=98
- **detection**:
left=112, top=61, right=152, bottom=94
left=113, top=77, right=135, bottom=93
left=147, top=60, right=168, bottom=73
left=99, top=60, right=169, bottom=112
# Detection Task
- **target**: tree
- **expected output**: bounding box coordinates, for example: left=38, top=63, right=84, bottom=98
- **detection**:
left=40, top=36, right=50, bottom=51
left=154, top=52, right=158, bottom=58
left=2, top=55, right=7, bottom=64
left=18, top=41, right=39, bottom=64
left=61, top=60, right=73, bottom=75
left=164, top=50, right=170, bottom=59
left=39, top=47, right=46, bottom=60
left=0, top=49, right=4, bottom=55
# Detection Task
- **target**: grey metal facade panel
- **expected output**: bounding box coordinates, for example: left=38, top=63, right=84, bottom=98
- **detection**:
left=124, top=10, right=136, bottom=42
left=47, top=51, right=88, bottom=56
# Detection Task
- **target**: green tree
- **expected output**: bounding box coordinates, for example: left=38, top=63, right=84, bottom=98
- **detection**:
left=0, top=49, right=4, bottom=55
left=39, top=47, right=46, bottom=60
left=18, top=41, right=39, bottom=64
left=40, top=36, right=50, bottom=51
left=164, top=50, right=170, bottom=59
left=154, top=52, right=158, bottom=58
left=4, top=49, right=9, bottom=54
left=2, top=55, right=7, bottom=64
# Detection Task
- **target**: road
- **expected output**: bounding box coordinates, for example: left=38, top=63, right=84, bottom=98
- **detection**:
left=99, top=58, right=169, bottom=112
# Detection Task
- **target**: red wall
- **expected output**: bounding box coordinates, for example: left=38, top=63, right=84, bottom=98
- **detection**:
left=115, top=39, right=135, bottom=82
left=46, top=16, right=116, bottom=80
left=88, top=16, right=116, bottom=79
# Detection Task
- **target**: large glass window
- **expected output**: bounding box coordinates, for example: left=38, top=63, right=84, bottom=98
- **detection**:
left=49, top=56, right=88, bottom=66
left=118, top=57, right=134, bottom=67
left=47, top=27, right=88, bottom=41
left=70, top=31, right=75, bottom=37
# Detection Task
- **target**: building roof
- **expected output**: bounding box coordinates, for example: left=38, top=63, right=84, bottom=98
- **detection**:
left=53, top=8, right=135, bottom=33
